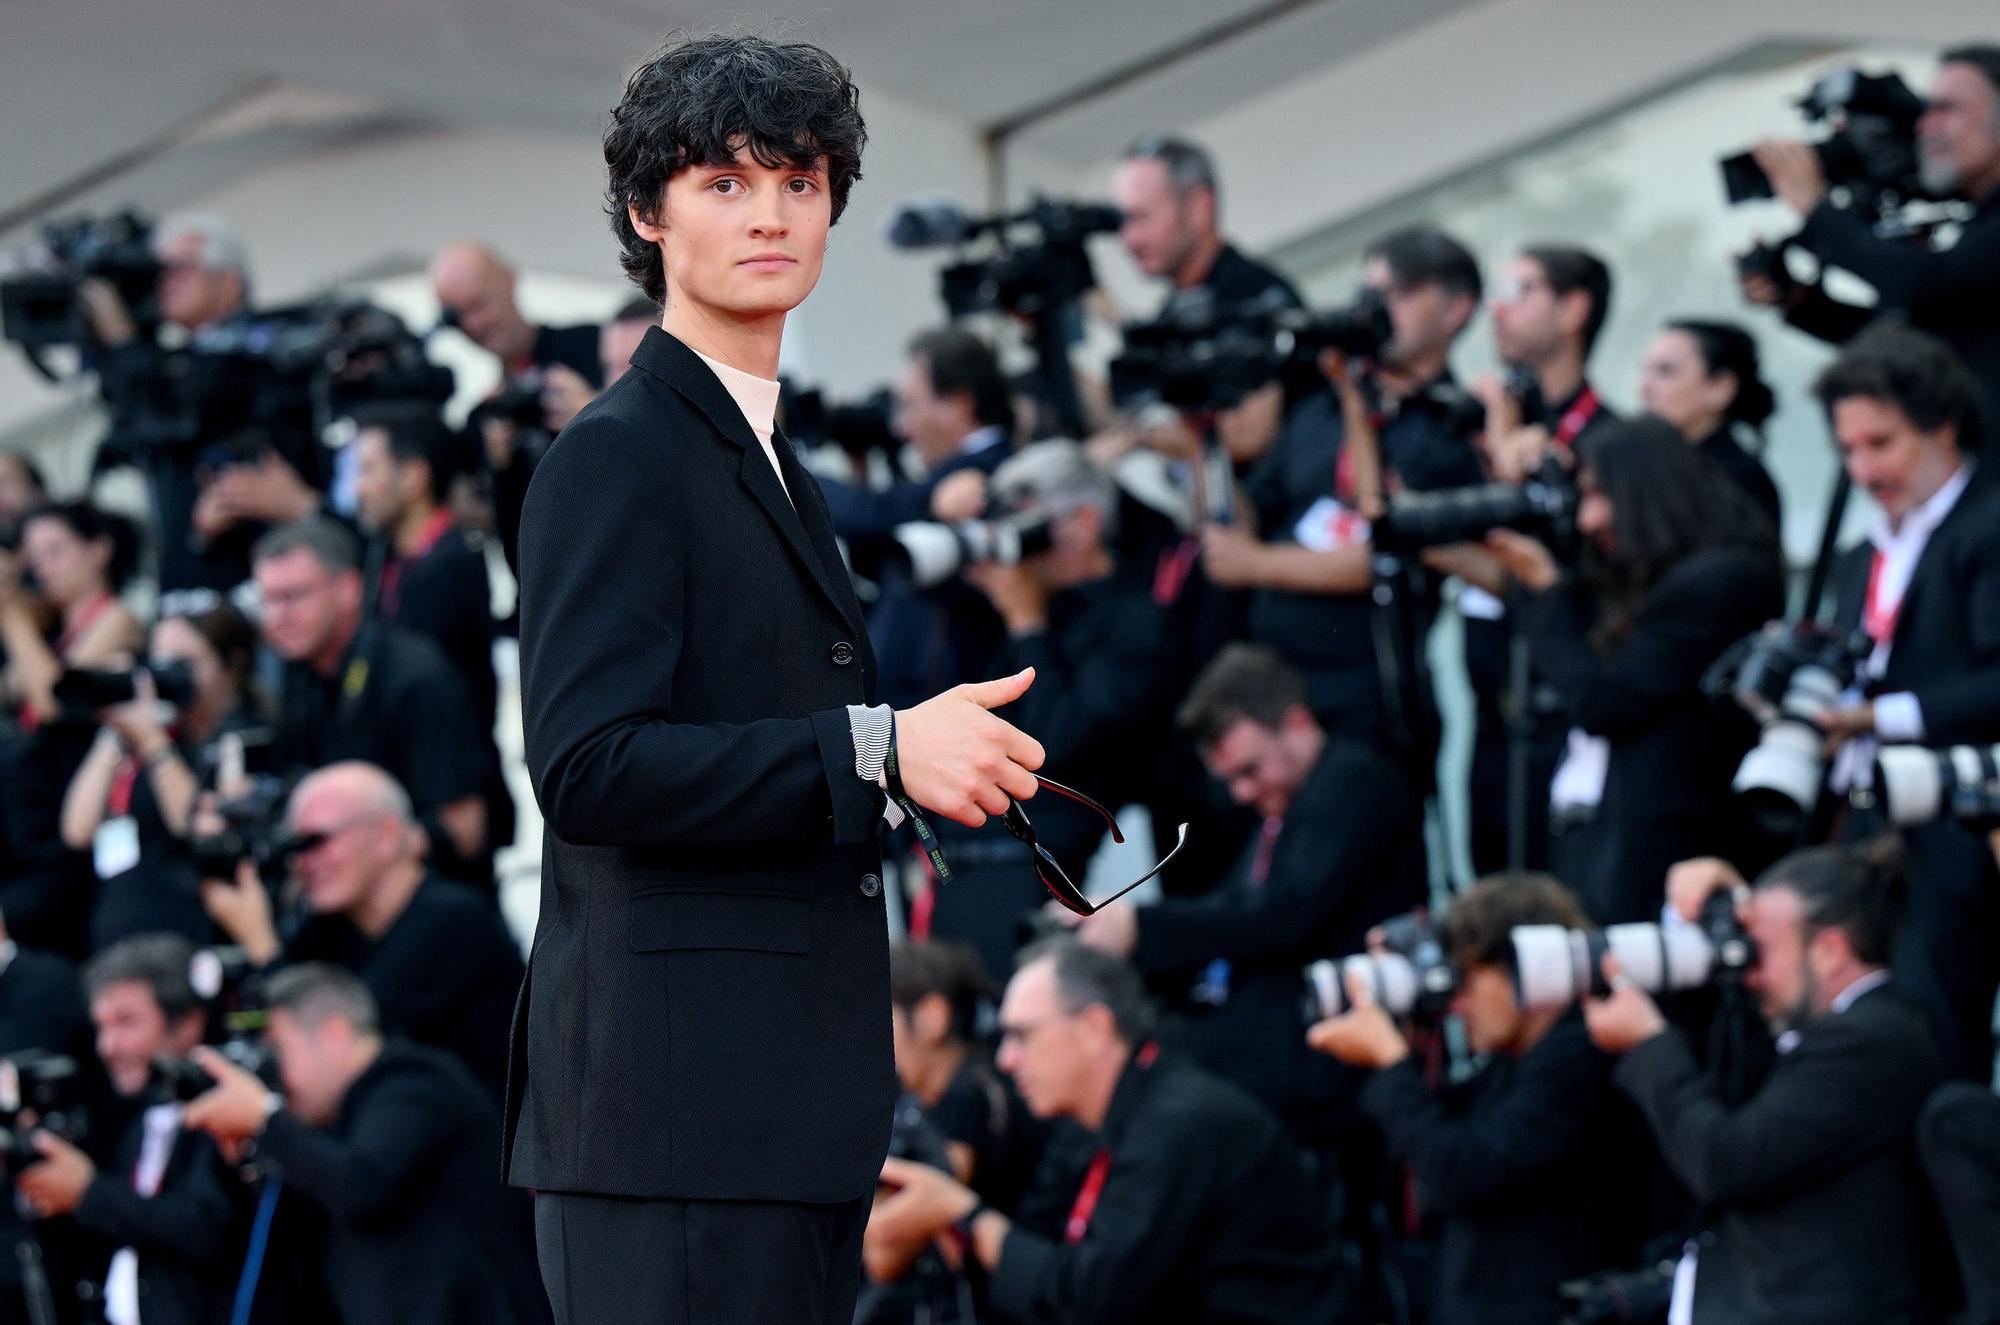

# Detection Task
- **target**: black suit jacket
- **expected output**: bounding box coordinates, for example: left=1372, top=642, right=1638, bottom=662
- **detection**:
left=260, top=1043, right=548, bottom=1325
left=73, top=1119, right=242, bottom=1325
left=507, top=327, right=894, bottom=1203
left=1615, top=984, right=1945, bottom=1325
left=1514, top=544, right=1786, bottom=922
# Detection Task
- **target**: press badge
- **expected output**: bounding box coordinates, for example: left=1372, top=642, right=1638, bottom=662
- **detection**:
left=93, top=816, right=141, bottom=879
left=1293, top=495, right=1371, bottom=553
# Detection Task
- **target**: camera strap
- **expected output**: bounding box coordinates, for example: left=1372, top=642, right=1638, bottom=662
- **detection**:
left=1064, top=1040, right=1160, bottom=1244
left=884, top=711, right=952, bottom=885
left=1550, top=385, right=1602, bottom=451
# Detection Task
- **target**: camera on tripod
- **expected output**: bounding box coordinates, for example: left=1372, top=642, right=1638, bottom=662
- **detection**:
left=0, top=210, right=161, bottom=360
left=1301, top=910, right=1458, bottom=1021
left=886, top=195, right=1122, bottom=321
left=1719, top=67, right=1932, bottom=210
left=1705, top=622, right=1873, bottom=837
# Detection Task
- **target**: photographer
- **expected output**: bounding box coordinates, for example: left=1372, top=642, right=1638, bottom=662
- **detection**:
left=428, top=240, right=604, bottom=394
left=14, top=935, right=241, bottom=1325
left=184, top=963, right=548, bottom=1325
left=1813, top=324, right=2000, bottom=1077
left=252, top=517, right=495, bottom=885
left=1308, top=875, right=1655, bottom=1325
left=1586, top=839, right=1947, bottom=1325
left=1067, top=644, right=1424, bottom=1135
left=1637, top=319, right=1783, bottom=529
left=1479, top=416, right=1785, bottom=923
left=200, top=762, right=522, bottom=1097
left=1208, top=226, right=1487, bottom=748
left=0, top=501, right=146, bottom=956
left=1461, top=244, right=1620, bottom=874
left=1746, top=46, right=2000, bottom=437
left=60, top=599, right=264, bottom=951
left=870, top=940, right=1344, bottom=1324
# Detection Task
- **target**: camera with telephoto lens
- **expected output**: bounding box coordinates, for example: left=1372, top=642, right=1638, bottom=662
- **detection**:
left=1108, top=286, right=1394, bottom=415
left=1719, top=68, right=1932, bottom=210
left=1870, top=742, right=2000, bottom=828
left=1372, top=452, right=1577, bottom=554
left=0, top=210, right=161, bottom=358
left=50, top=660, right=197, bottom=723
left=1301, top=909, right=1457, bottom=1021
left=150, top=946, right=278, bottom=1104
left=884, top=512, right=1057, bottom=591
left=0, top=1052, right=88, bottom=1180
left=1510, top=888, right=1756, bottom=1011
left=1704, top=621, right=1873, bottom=838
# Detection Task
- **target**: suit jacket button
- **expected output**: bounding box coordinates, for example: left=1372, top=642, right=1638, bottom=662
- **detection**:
left=831, top=641, right=856, bottom=666
left=859, top=872, right=882, bottom=898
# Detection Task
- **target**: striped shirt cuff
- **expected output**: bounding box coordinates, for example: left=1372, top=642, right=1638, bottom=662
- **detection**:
left=847, top=703, right=893, bottom=784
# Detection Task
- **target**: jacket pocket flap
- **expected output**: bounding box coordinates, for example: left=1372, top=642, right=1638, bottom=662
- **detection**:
left=629, top=890, right=810, bottom=953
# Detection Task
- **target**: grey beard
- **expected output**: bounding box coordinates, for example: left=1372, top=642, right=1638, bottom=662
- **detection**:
left=1920, top=149, right=1963, bottom=196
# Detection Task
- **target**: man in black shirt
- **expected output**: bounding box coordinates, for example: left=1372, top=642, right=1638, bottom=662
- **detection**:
left=1208, top=226, right=1487, bottom=754
left=15, top=935, right=241, bottom=1325
left=252, top=517, right=495, bottom=885
left=200, top=762, right=522, bottom=1096
left=872, top=941, right=1346, bottom=1324
left=1746, top=45, right=2000, bottom=439
left=430, top=240, right=604, bottom=391
left=186, top=964, right=548, bottom=1325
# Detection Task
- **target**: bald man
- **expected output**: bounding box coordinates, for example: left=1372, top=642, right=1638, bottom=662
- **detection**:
left=429, top=240, right=604, bottom=391
left=199, top=761, right=523, bottom=1097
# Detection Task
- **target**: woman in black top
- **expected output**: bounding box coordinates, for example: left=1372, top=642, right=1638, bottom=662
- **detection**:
left=1638, top=318, right=1784, bottom=531
left=61, top=599, right=266, bottom=952
left=1484, top=416, right=1787, bottom=923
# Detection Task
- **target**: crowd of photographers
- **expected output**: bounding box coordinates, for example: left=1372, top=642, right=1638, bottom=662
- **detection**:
left=0, top=36, right=1993, bottom=1325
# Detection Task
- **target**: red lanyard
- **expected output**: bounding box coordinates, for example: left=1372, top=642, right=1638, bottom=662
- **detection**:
left=1862, top=549, right=1899, bottom=647
left=1550, top=386, right=1601, bottom=451
left=1247, top=817, right=1283, bottom=891
left=1064, top=1042, right=1161, bottom=1244
left=57, top=593, right=116, bottom=655
left=376, top=511, right=457, bottom=621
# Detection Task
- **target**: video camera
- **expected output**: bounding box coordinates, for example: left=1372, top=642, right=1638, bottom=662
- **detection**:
left=886, top=196, right=1123, bottom=322
left=150, top=946, right=278, bottom=1104
left=1301, top=910, right=1457, bottom=1021
left=1108, top=286, right=1393, bottom=414
left=0, top=1053, right=87, bottom=1180
left=1720, top=67, right=1932, bottom=211
left=1705, top=621, right=1873, bottom=838
left=188, top=774, right=306, bottom=886
left=1510, top=887, right=1756, bottom=1011
left=0, top=210, right=161, bottom=365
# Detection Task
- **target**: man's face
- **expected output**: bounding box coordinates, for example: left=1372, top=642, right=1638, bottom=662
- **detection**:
left=433, top=260, right=519, bottom=357
left=1449, top=963, right=1525, bottom=1057
left=1112, top=159, right=1204, bottom=280
left=1832, top=394, right=1962, bottom=525
left=1919, top=62, right=2000, bottom=197
left=646, top=147, right=831, bottom=324
left=602, top=317, right=652, bottom=386
left=286, top=781, right=398, bottom=920
left=91, top=982, right=198, bottom=1098
left=254, top=550, right=358, bottom=663
left=1488, top=257, right=1565, bottom=368
left=350, top=429, right=415, bottom=536
left=1363, top=256, right=1465, bottom=369
left=1202, top=712, right=1317, bottom=820
left=268, top=1011, right=345, bottom=1128
left=1743, top=886, right=1812, bottom=1028
left=994, top=960, right=1095, bottom=1120
left=155, top=231, right=242, bottom=331
left=891, top=355, right=974, bottom=463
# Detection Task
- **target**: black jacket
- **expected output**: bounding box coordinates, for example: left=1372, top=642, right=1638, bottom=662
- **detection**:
left=985, top=1048, right=1344, bottom=1325
left=1362, top=1008, right=1653, bottom=1325
left=508, top=327, right=894, bottom=1203
left=1513, top=543, right=1786, bottom=922
left=256, top=1042, right=547, bottom=1325
left=1614, top=983, right=1945, bottom=1325
left=1829, top=468, right=2000, bottom=1076
left=73, top=1117, right=242, bottom=1325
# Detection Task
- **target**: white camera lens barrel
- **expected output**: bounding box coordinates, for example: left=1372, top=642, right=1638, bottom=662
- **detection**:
left=1874, top=744, right=1946, bottom=826
left=1302, top=953, right=1420, bottom=1019
left=891, top=523, right=969, bottom=589
left=1604, top=923, right=1714, bottom=994
left=1733, top=719, right=1827, bottom=810
left=1512, top=925, right=1588, bottom=1010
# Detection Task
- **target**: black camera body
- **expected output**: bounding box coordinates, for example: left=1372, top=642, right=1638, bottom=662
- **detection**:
left=921, top=197, right=1121, bottom=322
left=1373, top=455, right=1578, bottom=554
left=187, top=775, right=302, bottom=885
left=1720, top=68, right=1932, bottom=211
left=1109, top=287, right=1393, bottom=415
left=51, top=660, right=197, bottom=721
left=0, top=1052, right=87, bottom=1179
left=0, top=210, right=161, bottom=354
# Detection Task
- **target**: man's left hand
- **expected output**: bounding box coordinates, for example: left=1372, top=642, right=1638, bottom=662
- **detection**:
left=875, top=1157, right=978, bottom=1236
left=1583, top=956, right=1668, bottom=1053
left=15, top=1132, right=95, bottom=1218
left=963, top=561, right=1049, bottom=635
left=1751, top=138, right=1829, bottom=216
left=1073, top=899, right=1138, bottom=957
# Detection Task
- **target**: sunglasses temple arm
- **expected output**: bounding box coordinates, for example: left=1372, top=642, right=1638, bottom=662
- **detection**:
left=1082, top=825, right=1192, bottom=914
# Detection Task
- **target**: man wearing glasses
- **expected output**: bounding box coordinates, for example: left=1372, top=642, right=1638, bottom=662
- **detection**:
left=508, top=33, right=1046, bottom=1325
left=872, top=940, right=1345, bottom=1323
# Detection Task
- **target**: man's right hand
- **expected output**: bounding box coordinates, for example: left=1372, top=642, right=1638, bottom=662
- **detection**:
left=1666, top=855, right=1747, bottom=925
left=894, top=669, right=1045, bottom=827
left=76, top=279, right=136, bottom=348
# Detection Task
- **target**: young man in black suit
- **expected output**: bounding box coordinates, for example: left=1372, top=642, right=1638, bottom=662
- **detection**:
left=507, top=33, right=1047, bottom=1325
left=1587, top=840, right=1948, bottom=1325
left=1812, top=324, right=2000, bottom=1077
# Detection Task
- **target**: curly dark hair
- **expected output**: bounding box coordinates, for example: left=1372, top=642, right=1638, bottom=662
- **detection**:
left=603, top=32, right=868, bottom=304
left=1814, top=321, right=1984, bottom=453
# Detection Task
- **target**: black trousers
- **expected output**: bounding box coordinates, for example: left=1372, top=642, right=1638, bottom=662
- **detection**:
left=1920, top=1082, right=2000, bottom=1324
left=534, top=1190, right=872, bottom=1325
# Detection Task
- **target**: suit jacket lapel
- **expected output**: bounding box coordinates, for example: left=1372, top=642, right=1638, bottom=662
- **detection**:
left=773, top=428, right=869, bottom=638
